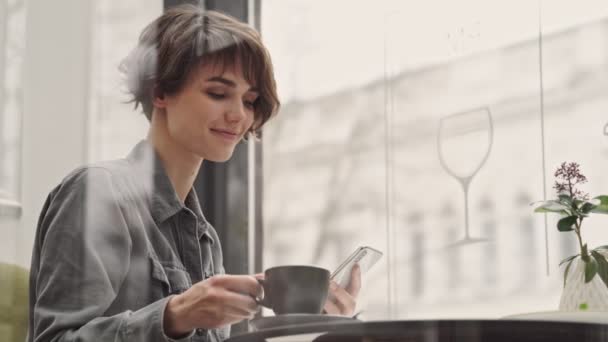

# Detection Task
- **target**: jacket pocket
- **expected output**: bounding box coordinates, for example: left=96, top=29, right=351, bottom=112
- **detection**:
left=149, top=255, right=192, bottom=296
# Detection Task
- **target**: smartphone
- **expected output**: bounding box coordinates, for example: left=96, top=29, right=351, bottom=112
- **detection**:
left=330, top=246, right=383, bottom=288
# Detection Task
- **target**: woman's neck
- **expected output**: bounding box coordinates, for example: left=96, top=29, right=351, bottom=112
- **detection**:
left=147, top=112, right=203, bottom=203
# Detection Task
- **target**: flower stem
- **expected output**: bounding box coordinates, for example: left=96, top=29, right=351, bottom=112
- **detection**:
left=575, top=217, right=587, bottom=260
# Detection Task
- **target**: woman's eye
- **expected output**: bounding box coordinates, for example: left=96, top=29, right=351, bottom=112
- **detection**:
left=243, top=100, right=255, bottom=109
left=207, top=92, right=225, bottom=99
left=244, top=97, right=258, bottom=109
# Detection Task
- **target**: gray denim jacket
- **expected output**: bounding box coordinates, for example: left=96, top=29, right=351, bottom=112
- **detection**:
left=28, top=140, right=230, bottom=342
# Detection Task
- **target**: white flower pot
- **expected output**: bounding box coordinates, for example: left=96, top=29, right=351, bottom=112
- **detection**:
left=559, top=253, right=608, bottom=311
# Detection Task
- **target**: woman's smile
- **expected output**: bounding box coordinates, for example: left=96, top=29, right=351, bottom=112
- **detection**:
left=210, top=128, right=240, bottom=142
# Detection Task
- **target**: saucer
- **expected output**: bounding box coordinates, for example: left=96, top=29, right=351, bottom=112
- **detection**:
left=249, top=313, right=356, bottom=331
left=503, top=310, right=608, bottom=324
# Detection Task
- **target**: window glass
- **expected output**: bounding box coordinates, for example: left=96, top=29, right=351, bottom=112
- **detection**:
left=88, top=0, right=162, bottom=162
left=261, top=0, right=608, bottom=319
left=0, top=0, right=25, bottom=205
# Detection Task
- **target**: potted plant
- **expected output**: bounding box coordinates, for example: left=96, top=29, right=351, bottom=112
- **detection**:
left=534, top=162, right=608, bottom=311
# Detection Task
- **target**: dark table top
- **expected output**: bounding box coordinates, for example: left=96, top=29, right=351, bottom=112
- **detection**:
left=225, top=319, right=608, bottom=342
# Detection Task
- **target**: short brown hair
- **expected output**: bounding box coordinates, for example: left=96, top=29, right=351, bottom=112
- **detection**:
left=120, top=5, right=280, bottom=137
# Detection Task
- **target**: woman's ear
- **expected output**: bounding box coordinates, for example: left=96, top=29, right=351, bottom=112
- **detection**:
left=151, top=86, right=168, bottom=109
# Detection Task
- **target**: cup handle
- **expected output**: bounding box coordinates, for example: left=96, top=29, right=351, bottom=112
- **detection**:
left=255, top=278, right=272, bottom=309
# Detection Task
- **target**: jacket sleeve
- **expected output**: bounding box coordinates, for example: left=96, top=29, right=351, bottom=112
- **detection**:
left=30, top=167, right=193, bottom=342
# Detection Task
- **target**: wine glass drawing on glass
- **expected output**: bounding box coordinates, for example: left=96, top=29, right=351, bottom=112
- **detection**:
left=437, top=106, right=494, bottom=247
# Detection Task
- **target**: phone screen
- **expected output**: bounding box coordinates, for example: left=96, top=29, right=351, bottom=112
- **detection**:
left=330, top=246, right=383, bottom=288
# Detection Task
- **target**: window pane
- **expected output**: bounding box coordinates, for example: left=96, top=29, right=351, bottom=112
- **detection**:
left=261, top=0, right=608, bottom=319
left=385, top=0, right=543, bottom=318
left=88, top=0, right=162, bottom=162
left=262, top=0, right=393, bottom=319
left=0, top=0, right=25, bottom=205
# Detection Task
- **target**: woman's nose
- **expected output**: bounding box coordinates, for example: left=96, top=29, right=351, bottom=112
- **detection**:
left=226, top=100, right=247, bottom=122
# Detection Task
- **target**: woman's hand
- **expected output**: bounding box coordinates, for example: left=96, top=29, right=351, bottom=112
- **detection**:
left=323, top=264, right=361, bottom=316
left=163, top=274, right=262, bottom=337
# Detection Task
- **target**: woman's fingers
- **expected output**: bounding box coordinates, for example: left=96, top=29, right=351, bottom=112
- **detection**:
left=323, top=296, right=341, bottom=315
left=218, top=288, right=260, bottom=314
left=211, top=274, right=263, bottom=298
left=345, top=264, right=361, bottom=298
left=326, top=281, right=356, bottom=316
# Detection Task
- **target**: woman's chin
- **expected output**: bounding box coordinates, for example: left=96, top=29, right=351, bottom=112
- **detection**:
left=204, top=150, right=235, bottom=163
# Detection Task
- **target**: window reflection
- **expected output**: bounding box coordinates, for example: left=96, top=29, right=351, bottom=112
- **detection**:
left=0, top=0, right=25, bottom=206
left=262, top=0, right=608, bottom=320
left=88, top=0, right=161, bottom=162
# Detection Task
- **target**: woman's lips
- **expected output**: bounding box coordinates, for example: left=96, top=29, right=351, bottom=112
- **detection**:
left=211, top=128, right=239, bottom=142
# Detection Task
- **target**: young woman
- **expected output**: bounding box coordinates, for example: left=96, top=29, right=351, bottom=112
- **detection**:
left=28, top=5, right=360, bottom=342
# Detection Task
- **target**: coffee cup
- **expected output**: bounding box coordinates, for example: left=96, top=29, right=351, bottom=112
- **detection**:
left=256, top=265, right=330, bottom=315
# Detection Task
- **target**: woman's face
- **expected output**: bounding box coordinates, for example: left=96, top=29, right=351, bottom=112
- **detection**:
left=157, top=62, right=258, bottom=162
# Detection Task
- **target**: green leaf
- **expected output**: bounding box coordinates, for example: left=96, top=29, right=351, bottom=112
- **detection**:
left=564, top=258, right=576, bottom=287
left=533, top=200, right=570, bottom=214
left=584, top=257, right=598, bottom=283
left=580, top=202, right=598, bottom=214
left=591, top=251, right=608, bottom=289
left=560, top=254, right=579, bottom=266
left=557, top=216, right=578, bottom=232
left=594, top=245, right=608, bottom=251
left=534, top=207, right=566, bottom=214
left=587, top=198, right=601, bottom=206
left=590, top=195, right=608, bottom=214
left=558, top=194, right=573, bottom=205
